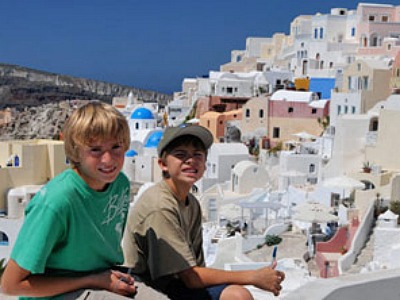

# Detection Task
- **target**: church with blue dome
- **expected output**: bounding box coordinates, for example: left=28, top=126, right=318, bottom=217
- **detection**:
left=129, top=107, right=156, bottom=132
left=123, top=106, right=165, bottom=184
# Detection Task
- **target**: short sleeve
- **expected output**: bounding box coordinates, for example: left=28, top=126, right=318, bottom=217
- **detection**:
left=144, top=209, right=197, bottom=279
left=11, top=202, right=65, bottom=274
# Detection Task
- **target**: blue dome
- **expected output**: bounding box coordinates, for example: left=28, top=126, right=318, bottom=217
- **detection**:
left=125, top=149, right=138, bottom=157
left=145, top=131, right=163, bottom=148
left=130, top=107, right=154, bottom=120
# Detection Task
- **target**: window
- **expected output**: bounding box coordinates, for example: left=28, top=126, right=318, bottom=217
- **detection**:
left=311, top=108, right=317, bottom=114
left=369, top=15, right=375, bottom=22
left=273, top=127, right=280, bottom=138
left=288, top=107, right=294, bottom=113
left=208, top=199, right=217, bottom=221
left=314, top=28, right=318, bottom=39
left=381, top=15, right=389, bottom=22
left=344, top=105, right=348, bottom=114
left=135, top=123, right=139, bottom=130
left=371, top=119, right=379, bottom=131
left=234, top=87, right=238, bottom=92
left=309, top=164, right=316, bottom=173
left=319, top=28, right=324, bottom=39
left=227, top=87, right=233, bottom=94
left=245, top=109, right=250, bottom=118
left=337, top=105, right=341, bottom=115
left=351, top=27, right=356, bottom=37
left=259, top=109, right=264, bottom=118
left=357, top=63, right=361, bottom=71
left=352, top=106, right=356, bottom=114
left=363, top=76, right=369, bottom=90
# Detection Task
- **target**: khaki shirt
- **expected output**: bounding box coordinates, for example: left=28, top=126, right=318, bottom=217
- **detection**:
left=123, top=181, right=204, bottom=289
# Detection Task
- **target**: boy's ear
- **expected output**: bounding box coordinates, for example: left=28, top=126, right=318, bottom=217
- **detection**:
left=158, top=158, right=168, bottom=172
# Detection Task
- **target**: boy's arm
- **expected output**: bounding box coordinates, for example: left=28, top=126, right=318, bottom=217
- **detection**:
left=1, top=259, right=137, bottom=298
left=178, top=263, right=285, bottom=296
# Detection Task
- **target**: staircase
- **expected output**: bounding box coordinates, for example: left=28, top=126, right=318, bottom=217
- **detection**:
left=344, top=220, right=376, bottom=274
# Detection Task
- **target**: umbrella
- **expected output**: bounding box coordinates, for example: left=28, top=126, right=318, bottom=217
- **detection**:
left=293, top=208, right=339, bottom=223
left=322, top=176, right=365, bottom=190
left=293, top=200, right=331, bottom=214
left=292, top=200, right=338, bottom=223
left=292, top=131, right=317, bottom=140
left=292, top=202, right=339, bottom=257
left=322, top=176, right=365, bottom=199
left=186, top=118, right=200, bottom=124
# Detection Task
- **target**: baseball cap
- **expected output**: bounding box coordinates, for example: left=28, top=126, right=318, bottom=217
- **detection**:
left=157, top=124, right=214, bottom=157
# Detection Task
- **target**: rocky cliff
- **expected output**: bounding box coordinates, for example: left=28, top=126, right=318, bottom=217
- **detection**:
left=0, top=63, right=173, bottom=140
left=0, top=63, right=172, bottom=109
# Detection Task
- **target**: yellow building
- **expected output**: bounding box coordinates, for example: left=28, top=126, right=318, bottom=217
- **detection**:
left=0, top=139, right=69, bottom=212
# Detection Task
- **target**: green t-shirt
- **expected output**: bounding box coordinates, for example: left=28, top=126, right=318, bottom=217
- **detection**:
left=11, top=169, right=130, bottom=300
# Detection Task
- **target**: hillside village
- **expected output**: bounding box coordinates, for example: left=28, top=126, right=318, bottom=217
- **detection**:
left=2, top=2, right=400, bottom=299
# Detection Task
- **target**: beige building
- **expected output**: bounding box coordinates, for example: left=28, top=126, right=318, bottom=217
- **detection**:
left=199, top=110, right=243, bottom=143
left=330, top=59, right=392, bottom=126
left=366, top=108, right=400, bottom=171
left=343, top=59, right=392, bottom=111
left=240, top=96, right=269, bottom=138
left=0, top=139, right=69, bottom=212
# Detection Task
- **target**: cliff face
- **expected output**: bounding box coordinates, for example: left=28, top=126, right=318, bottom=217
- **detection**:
left=0, top=63, right=172, bottom=108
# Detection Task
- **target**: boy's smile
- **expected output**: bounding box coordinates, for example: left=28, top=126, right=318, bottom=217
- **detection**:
left=75, top=138, right=125, bottom=191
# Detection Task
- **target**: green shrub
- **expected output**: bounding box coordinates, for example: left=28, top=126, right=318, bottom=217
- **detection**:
left=264, top=234, right=282, bottom=247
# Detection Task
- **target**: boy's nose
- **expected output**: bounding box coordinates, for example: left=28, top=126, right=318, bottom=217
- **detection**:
left=100, top=150, right=113, bottom=162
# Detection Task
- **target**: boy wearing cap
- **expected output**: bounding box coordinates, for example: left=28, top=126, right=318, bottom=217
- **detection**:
left=123, top=125, right=285, bottom=300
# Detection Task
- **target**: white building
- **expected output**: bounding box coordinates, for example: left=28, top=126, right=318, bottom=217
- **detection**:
left=202, top=143, right=249, bottom=186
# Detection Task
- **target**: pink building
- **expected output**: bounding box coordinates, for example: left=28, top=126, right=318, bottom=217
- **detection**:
left=357, top=3, right=400, bottom=57
left=267, top=90, right=329, bottom=146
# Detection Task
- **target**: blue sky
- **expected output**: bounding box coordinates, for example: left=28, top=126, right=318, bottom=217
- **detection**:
left=0, top=1, right=397, bottom=94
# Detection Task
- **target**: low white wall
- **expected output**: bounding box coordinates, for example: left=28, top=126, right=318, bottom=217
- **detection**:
left=338, top=198, right=375, bottom=274
left=282, top=268, right=400, bottom=300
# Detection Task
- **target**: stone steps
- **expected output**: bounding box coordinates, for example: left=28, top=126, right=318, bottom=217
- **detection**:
left=344, top=221, right=376, bottom=274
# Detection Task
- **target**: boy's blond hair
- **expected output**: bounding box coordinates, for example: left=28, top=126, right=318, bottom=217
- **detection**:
left=63, top=101, right=130, bottom=168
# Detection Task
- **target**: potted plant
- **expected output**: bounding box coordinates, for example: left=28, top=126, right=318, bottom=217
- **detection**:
left=363, top=161, right=371, bottom=173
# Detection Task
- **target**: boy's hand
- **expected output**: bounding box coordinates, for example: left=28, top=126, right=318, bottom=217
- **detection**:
left=252, top=265, right=285, bottom=296
left=111, top=270, right=137, bottom=297
left=95, top=270, right=137, bottom=297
